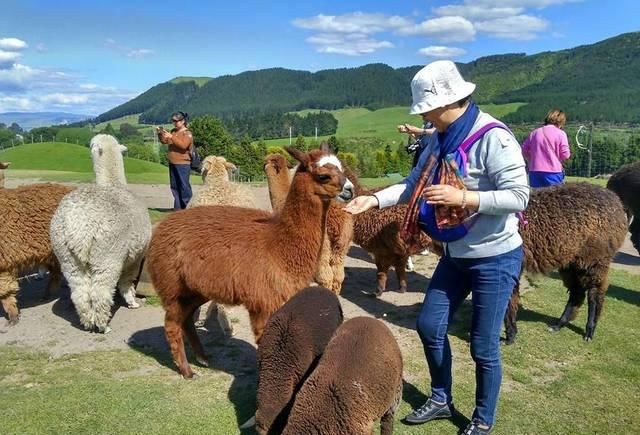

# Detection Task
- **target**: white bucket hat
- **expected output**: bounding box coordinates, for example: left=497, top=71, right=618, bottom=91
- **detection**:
left=410, top=60, right=476, bottom=115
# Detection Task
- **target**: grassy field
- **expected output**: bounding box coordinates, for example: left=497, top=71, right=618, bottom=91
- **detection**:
left=0, top=268, right=638, bottom=434
left=0, top=142, right=202, bottom=185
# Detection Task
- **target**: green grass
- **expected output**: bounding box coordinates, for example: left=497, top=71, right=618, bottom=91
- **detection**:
left=94, top=114, right=142, bottom=131
left=0, top=142, right=201, bottom=185
left=1, top=268, right=638, bottom=434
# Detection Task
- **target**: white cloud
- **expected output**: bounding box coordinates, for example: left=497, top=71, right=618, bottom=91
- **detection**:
left=35, top=43, right=47, bottom=53
left=0, top=38, right=28, bottom=51
left=0, top=50, right=22, bottom=69
left=39, top=93, right=90, bottom=105
left=292, top=12, right=412, bottom=35
left=307, top=33, right=393, bottom=56
left=472, top=0, right=582, bottom=8
left=398, top=16, right=476, bottom=43
left=475, top=14, right=549, bottom=40
left=127, top=48, right=155, bottom=58
left=434, top=5, right=525, bottom=20
left=418, top=46, right=467, bottom=58
left=0, top=96, right=32, bottom=111
left=104, top=38, right=155, bottom=59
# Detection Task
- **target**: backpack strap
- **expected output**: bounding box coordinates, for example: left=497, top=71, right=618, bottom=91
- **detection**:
left=458, top=122, right=510, bottom=172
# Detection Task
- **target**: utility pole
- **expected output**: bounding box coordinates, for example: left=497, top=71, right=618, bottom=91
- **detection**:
left=587, top=123, right=593, bottom=178
left=289, top=126, right=292, bottom=145
left=315, top=124, right=318, bottom=141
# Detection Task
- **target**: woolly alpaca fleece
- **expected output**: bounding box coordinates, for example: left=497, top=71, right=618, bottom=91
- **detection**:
left=0, top=183, right=73, bottom=324
left=0, top=162, right=10, bottom=188
left=147, top=146, right=353, bottom=378
left=505, top=182, right=627, bottom=343
left=50, top=134, right=151, bottom=332
left=282, top=317, right=403, bottom=435
left=188, top=155, right=256, bottom=209
left=607, top=161, right=640, bottom=254
left=255, top=286, right=343, bottom=435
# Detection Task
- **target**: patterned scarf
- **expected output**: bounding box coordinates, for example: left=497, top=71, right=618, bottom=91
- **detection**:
left=401, top=102, right=480, bottom=250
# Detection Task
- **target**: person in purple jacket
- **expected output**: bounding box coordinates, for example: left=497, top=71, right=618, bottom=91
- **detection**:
left=521, top=109, right=571, bottom=187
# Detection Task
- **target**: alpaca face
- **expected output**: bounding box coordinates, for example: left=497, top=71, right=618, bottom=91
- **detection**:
left=287, top=147, right=354, bottom=202
left=264, top=153, right=290, bottom=175
left=201, top=156, right=235, bottom=182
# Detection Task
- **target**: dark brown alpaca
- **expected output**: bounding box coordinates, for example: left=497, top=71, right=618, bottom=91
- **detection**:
left=254, top=286, right=343, bottom=435
left=146, top=146, right=354, bottom=378
left=282, top=317, right=403, bottom=435
left=505, top=182, right=627, bottom=343
left=344, top=166, right=434, bottom=295
left=264, top=151, right=354, bottom=294
left=607, top=161, right=640, bottom=254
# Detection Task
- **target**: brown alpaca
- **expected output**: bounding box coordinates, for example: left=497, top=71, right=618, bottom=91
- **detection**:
left=505, top=182, right=627, bottom=343
left=282, top=317, right=403, bottom=435
left=607, top=161, right=640, bottom=254
left=264, top=151, right=354, bottom=294
left=344, top=166, right=434, bottom=295
left=146, top=146, right=354, bottom=378
left=254, top=286, right=343, bottom=435
left=0, top=183, right=74, bottom=323
left=0, top=162, right=10, bottom=188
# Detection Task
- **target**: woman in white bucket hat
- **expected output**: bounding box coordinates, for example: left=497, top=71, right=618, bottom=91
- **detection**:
left=346, top=60, right=529, bottom=434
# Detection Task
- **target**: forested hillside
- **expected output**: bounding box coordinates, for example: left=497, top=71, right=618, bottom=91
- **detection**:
left=96, top=32, right=640, bottom=124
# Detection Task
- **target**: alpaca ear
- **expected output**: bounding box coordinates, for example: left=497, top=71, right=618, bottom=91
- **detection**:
left=224, top=161, right=237, bottom=171
left=320, top=141, right=332, bottom=154
left=285, top=147, right=309, bottom=168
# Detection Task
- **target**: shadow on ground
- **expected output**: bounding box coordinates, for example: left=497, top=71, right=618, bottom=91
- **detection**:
left=128, top=321, right=258, bottom=433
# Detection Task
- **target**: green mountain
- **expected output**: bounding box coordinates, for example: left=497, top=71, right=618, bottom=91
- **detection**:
left=96, top=32, right=640, bottom=124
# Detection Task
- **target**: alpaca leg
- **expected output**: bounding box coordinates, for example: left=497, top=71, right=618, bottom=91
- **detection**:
left=394, top=257, right=409, bottom=293
left=584, top=265, right=609, bottom=341
left=313, top=236, right=334, bottom=290
left=630, top=215, right=640, bottom=254
left=551, top=267, right=585, bottom=332
left=164, top=302, right=194, bottom=379
left=375, top=259, right=390, bottom=296
left=329, top=220, right=352, bottom=294
left=330, top=252, right=346, bottom=295
left=504, top=281, right=521, bottom=345
left=180, top=295, right=209, bottom=367
left=207, top=303, right=234, bottom=337
left=0, top=272, right=20, bottom=325
left=249, top=310, right=270, bottom=343
left=380, top=411, right=395, bottom=435
left=44, top=262, right=62, bottom=300
left=117, top=259, right=142, bottom=309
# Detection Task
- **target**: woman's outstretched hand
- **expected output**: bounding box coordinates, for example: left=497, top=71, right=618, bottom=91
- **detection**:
left=344, top=195, right=379, bottom=215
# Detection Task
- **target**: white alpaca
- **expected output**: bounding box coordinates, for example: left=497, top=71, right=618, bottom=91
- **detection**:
left=50, top=134, right=151, bottom=333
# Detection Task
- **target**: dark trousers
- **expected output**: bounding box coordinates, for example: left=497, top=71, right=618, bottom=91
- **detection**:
left=169, top=163, right=192, bottom=210
left=416, top=246, right=523, bottom=425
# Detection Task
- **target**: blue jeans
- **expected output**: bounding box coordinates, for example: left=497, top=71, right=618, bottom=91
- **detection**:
left=416, top=246, right=523, bottom=426
left=169, top=163, right=192, bottom=210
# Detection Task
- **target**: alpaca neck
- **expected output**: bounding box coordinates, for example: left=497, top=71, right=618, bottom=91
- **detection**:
left=272, top=172, right=328, bottom=275
left=267, top=170, right=291, bottom=213
left=94, top=158, right=127, bottom=186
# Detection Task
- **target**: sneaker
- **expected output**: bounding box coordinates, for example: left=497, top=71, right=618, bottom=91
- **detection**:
left=403, top=398, right=453, bottom=424
left=461, top=419, right=493, bottom=435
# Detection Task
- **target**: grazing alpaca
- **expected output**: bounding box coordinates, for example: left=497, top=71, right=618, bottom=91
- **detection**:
left=50, top=134, right=151, bottom=332
left=282, top=317, right=403, bottom=435
left=505, top=182, right=627, bottom=343
left=188, top=155, right=256, bottom=209
left=264, top=152, right=354, bottom=294
left=253, top=286, right=343, bottom=435
left=344, top=166, right=434, bottom=295
left=146, top=146, right=354, bottom=378
left=0, top=162, right=10, bottom=188
left=607, top=161, right=640, bottom=254
left=0, top=183, right=73, bottom=324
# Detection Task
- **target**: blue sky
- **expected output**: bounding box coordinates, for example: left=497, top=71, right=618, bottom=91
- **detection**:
left=0, top=0, right=637, bottom=115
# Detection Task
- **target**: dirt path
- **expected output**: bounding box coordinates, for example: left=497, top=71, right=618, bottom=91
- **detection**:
left=1, top=180, right=637, bottom=358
